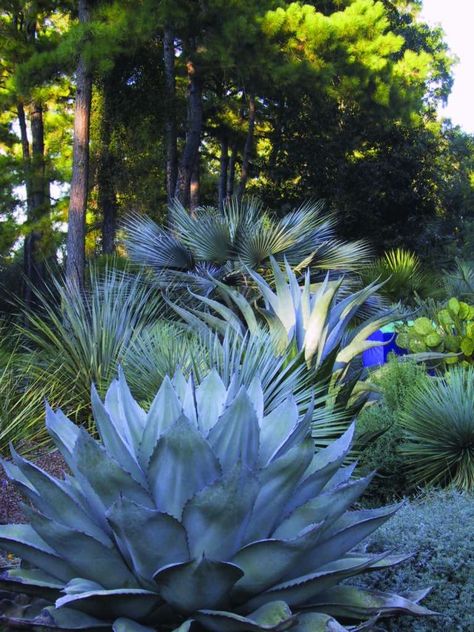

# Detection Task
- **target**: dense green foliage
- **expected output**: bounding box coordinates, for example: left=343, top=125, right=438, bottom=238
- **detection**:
left=396, top=297, right=474, bottom=363
left=356, top=359, right=429, bottom=503
left=352, top=490, right=474, bottom=631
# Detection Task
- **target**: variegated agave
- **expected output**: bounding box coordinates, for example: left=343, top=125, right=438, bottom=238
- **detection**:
left=171, top=257, right=396, bottom=373
left=0, top=370, right=432, bottom=631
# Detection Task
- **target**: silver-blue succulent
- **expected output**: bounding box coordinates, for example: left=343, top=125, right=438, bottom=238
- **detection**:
left=0, top=369, right=433, bottom=632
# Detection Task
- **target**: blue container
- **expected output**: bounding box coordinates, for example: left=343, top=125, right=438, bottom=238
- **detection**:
left=362, top=326, right=407, bottom=368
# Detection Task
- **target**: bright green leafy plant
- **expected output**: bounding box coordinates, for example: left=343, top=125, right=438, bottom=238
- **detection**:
left=0, top=370, right=432, bottom=631
left=395, top=297, right=474, bottom=364
left=399, top=365, right=474, bottom=491
left=360, top=248, right=429, bottom=305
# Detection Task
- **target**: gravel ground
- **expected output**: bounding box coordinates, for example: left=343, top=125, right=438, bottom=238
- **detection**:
left=0, top=449, right=67, bottom=567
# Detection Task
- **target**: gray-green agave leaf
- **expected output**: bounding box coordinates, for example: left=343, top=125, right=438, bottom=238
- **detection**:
left=0, top=371, right=433, bottom=631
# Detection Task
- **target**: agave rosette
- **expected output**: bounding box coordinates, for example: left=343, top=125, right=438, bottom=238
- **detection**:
left=0, top=370, right=432, bottom=631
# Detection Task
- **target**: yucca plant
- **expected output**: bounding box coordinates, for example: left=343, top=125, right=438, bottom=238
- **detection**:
left=18, top=264, right=163, bottom=423
left=360, top=248, right=429, bottom=305
left=123, top=197, right=371, bottom=297
left=0, top=369, right=433, bottom=631
left=0, top=351, right=48, bottom=455
left=400, top=365, right=474, bottom=491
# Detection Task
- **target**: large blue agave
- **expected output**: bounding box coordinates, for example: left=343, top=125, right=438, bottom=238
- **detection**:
left=0, top=370, right=432, bottom=631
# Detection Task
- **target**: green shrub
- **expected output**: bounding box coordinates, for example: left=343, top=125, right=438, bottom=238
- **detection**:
left=360, top=248, right=429, bottom=304
left=400, top=365, right=474, bottom=491
left=350, top=490, right=474, bottom=631
left=356, top=359, right=429, bottom=503
left=395, top=297, right=474, bottom=365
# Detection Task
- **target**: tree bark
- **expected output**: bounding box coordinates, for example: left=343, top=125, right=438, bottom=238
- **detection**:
left=19, top=101, right=48, bottom=308
left=163, top=27, right=178, bottom=205
left=98, top=81, right=117, bottom=255
left=174, top=56, right=203, bottom=208
left=66, top=0, right=92, bottom=288
left=190, top=158, right=200, bottom=214
left=226, top=144, right=237, bottom=202
left=237, top=94, right=256, bottom=202
left=218, top=135, right=229, bottom=211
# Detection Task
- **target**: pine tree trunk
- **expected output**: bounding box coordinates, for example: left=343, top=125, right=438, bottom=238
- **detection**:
left=66, top=0, right=92, bottom=288
left=163, top=27, right=178, bottom=205
left=174, top=57, right=203, bottom=208
left=190, top=158, right=200, bottom=215
left=227, top=144, right=237, bottom=202
left=98, top=82, right=117, bottom=255
left=218, top=135, right=229, bottom=211
left=20, top=102, right=48, bottom=308
left=237, top=94, right=256, bottom=202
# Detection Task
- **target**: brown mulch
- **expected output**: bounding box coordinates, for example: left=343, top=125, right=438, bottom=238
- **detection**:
left=0, top=449, right=67, bottom=567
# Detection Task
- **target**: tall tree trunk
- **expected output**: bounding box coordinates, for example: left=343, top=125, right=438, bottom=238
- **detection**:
left=98, top=81, right=117, bottom=255
left=174, top=56, right=203, bottom=208
left=190, top=158, right=200, bottom=214
left=66, top=0, right=92, bottom=288
left=218, top=135, right=229, bottom=211
left=20, top=101, right=48, bottom=308
left=226, top=144, right=237, bottom=202
left=237, top=94, right=256, bottom=203
left=163, top=27, right=178, bottom=205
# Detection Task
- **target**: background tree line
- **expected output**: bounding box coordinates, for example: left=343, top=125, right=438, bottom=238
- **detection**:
left=0, top=0, right=473, bottom=299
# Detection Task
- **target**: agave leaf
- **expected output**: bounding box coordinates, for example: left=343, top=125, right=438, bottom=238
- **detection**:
left=188, top=290, right=247, bottom=335
left=294, top=506, right=400, bottom=576
left=212, top=279, right=260, bottom=333
left=106, top=497, right=190, bottom=581
left=273, top=475, right=375, bottom=541
left=23, top=507, right=139, bottom=589
left=183, top=468, right=259, bottom=560
left=305, top=586, right=436, bottom=618
left=195, top=369, right=228, bottom=436
left=104, top=369, right=147, bottom=452
left=231, top=522, right=324, bottom=600
left=113, top=617, right=157, bottom=632
left=245, top=439, right=314, bottom=541
left=0, top=524, right=75, bottom=582
left=55, top=587, right=161, bottom=620
left=139, top=376, right=183, bottom=467
left=284, top=425, right=355, bottom=514
left=304, top=276, right=339, bottom=365
left=148, top=416, right=221, bottom=519
left=91, top=385, right=147, bottom=487
left=247, top=375, right=264, bottom=422
left=196, top=600, right=294, bottom=632
left=7, top=447, right=111, bottom=546
left=45, top=404, right=81, bottom=468
left=290, top=612, right=348, bottom=632
left=242, top=552, right=390, bottom=611
left=207, top=387, right=260, bottom=473
left=74, top=430, right=154, bottom=510
left=322, top=462, right=357, bottom=492
left=258, top=397, right=299, bottom=466
left=153, top=558, right=243, bottom=614
left=0, top=568, right=63, bottom=601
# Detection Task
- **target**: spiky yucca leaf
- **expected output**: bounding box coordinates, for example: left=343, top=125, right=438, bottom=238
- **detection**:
left=360, top=248, right=430, bottom=304
left=400, top=366, right=474, bottom=491
left=0, top=371, right=433, bottom=631
left=18, top=265, right=163, bottom=424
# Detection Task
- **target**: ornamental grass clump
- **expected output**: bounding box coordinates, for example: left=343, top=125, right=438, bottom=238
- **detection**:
left=0, top=370, right=433, bottom=631
left=400, top=365, right=474, bottom=491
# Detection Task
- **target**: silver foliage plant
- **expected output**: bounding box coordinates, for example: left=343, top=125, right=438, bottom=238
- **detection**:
left=0, top=370, right=433, bottom=631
